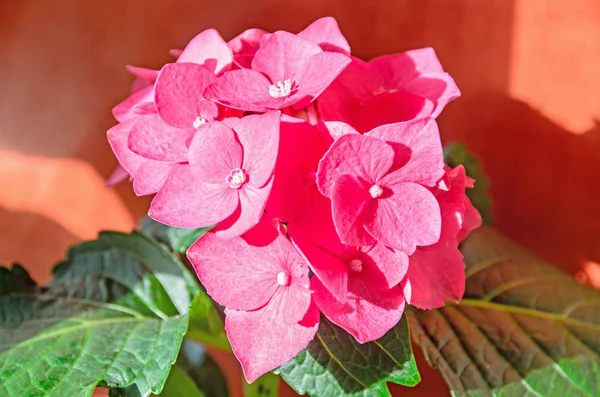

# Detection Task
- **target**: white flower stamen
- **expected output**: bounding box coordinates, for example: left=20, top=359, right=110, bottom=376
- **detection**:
left=349, top=259, right=363, bottom=273
left=277, top=271, right=291, bottom=286
left=369, top=184, right=384, bottom=199
left=269, top=79, right=292, bottom=98
left=193, top=116, right=207, bottom=129
left=226, top=168, right=247, bottom=189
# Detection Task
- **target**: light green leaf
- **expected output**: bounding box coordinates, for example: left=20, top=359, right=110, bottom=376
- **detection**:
left=244, top=372, right=279, bottom=397
left=186, top=294, right=230, bottom=352
left=277, top=315, right=419, bottom=397
left=0, top=232, right=196, bottom=397
left=154, top=365, right=205, bottom=397
left=409, top=226, right=600, bottom=396
left=167, top=226, right=213, bottom=254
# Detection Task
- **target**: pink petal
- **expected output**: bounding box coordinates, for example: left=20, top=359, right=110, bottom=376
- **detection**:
left=266, top=116, right=325, bottom=222
left=132, top=161, right=177, bottom=196
left=188, top=231, right=284, bottom=310
left=359, top=243, right=409, bottom=290
left=112, top=85, right=154, bottom=123
left=288, top=194, right=349, bottom=303
left=459, top=196, right=482, bottom=242
left=293, top=51, right=351, bottom=109
left=106, top=121, right=175, bottom=195
left=242, top=215, right=283, bottom=247
left=297, top=17, right=351, bottom=55
left=177, top=29, right=233, bottom=74
left=369, top=118, right=445, bottom=187
left=235, top=111, right=280, bottom=188
left=149, top=164, right=238, bottom=228
left=316, top=133, right=395, bottom=197
left=233, top=54, right=254, bottom=69
left=215, top=177, right=274, bottom=239
left=331, top=175, right=376, bottom=246
left=128, top=113, right=192, bottom=162
left=312, top=276, right=405, bottom=343
left=225, top=298, right=320, bottom=383
left=351, top=91, right=435, bottom=133
left=228, top=28, right=268, bottom=55
left=188, top=121, right=243, bottom=184
left=281, top=263, right=313, bottom=324
left=169, top=49, right=183, bottom=58
left=404, top=72, right=461, bottom=118
left=204, top=69, right=276, bottom=112
left=368, top=48, right=445, bottom=92
left=363, top=182, right=441, bottom=254
left=404, top=244, right=465, bottom=309
left=316, top=121, right=360, bottom=146
left=106, top=165, right=129, bottom=187
left=292, top=233, right=348, bottom=303
left=252, top=31, right=322, bottom=83
left=155, top=63, right=218, bottom=129
left=125, top=65, right=159, bottom=82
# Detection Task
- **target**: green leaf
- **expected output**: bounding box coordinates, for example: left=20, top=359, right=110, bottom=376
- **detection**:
left=277, top=315, right=420, bottom=397
left=167, top=226, right=213, bottom=254
left=154, top=365, right=205, bottom=397
left=244, top=372, right=279, bottom=397
left=138, top=215, right=212, bottom=254
left=0, top=232, right=196, bottom=397
left=176, top=341, right=229, bottom=397
left=186, top=294, right=231, bottom=352
left=444, top=142, right=493, bottom=224
left=409, top=226, right=600, bottom=397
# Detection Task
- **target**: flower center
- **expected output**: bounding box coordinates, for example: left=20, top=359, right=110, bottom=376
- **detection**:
left=349, top=259, right=363, bottom=273
left=277, top=271, right=291, bottom=286
left=226, top=168, right=247, bottom=189
left=269, top=79, right=292, bottom=98
left=193, top=116, right=207, bottom=129
left=369, top=184, right=383, bottom=198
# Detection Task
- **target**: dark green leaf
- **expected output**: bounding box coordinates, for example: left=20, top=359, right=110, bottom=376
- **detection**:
left=244, top=372, right=279, bottom=397
left=444, top=142, right=493, bottom=224
left=138, top=216, right=170, bottom=245
left=0, top=232, right=196, bottom=397
left=409, top=226, right=600, bottom=396
left=154, top=365, right=205, bottom=397
left=176, top=341, right=229, bottom=397
left=277, top=315, right=420, bottom=397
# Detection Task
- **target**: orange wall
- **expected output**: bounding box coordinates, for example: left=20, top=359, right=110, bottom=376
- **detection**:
left=1, top=1, right=599, bottom=396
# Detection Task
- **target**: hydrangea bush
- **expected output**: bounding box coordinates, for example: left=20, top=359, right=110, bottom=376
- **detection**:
left=1, top=17, right=599, bottom=397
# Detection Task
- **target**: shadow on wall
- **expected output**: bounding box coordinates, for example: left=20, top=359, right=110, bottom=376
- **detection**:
left=0, top=208, right=79, bottom=283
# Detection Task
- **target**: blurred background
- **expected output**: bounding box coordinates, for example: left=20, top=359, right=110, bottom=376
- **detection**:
left=1, top=0, right=599, bottom=396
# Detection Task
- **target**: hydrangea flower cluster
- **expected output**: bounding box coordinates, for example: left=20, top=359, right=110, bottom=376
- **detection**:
left=107, top=17, right=481, bottom=382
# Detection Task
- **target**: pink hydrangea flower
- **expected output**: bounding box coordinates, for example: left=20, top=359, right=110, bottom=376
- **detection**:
left=228, top=17, right=350, bottom=70
left=205, top=31, right=351, bottom=112
left=309, top=240, right=408, bottom=342
left=318, top=48, right=460, bottom=132
left=107, top=117, right=181, bottom=196
left=112, top=28, right=233, bottom=123
left=287, top=194, right=408, bottom=343
left=265, top=115, right=329, bottom=222
left=316, top=118, right=445, bottom=253
left=402, top=165, right=482, bottom=309
left=149, top=111, right=280, bottom=238
left=187, top=220, right=319, bottom=383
